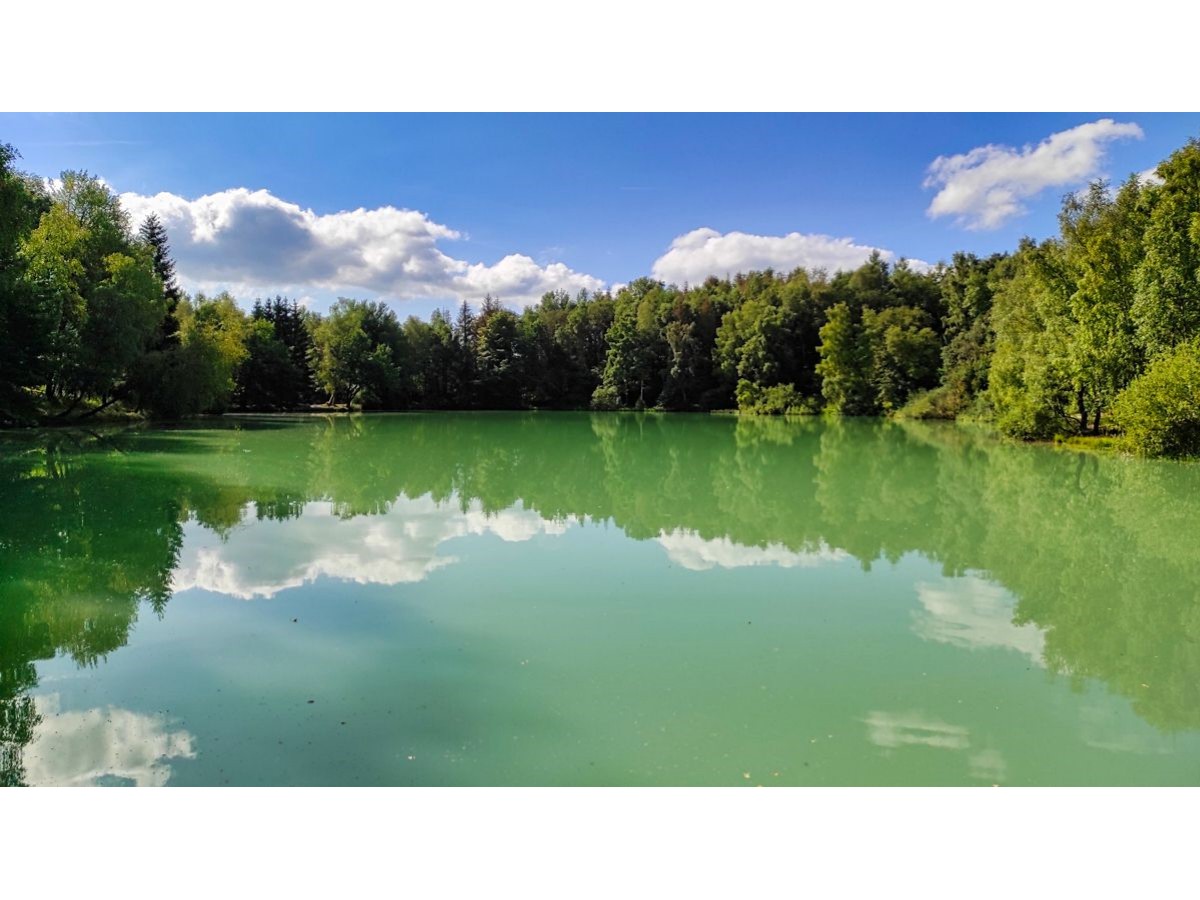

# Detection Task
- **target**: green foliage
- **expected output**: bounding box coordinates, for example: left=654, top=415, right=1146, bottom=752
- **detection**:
left=476, top=305, right=522, bottom=407
left=403, top=310, right=456, bottom=408
left=735, top=380, right=817, bottom=415
left=144, top=293, right=249, bottom=417
left=862, top=305, right=940, bottom=412
left=18, top=203, right=90, bottom=395
left=986, top=243, right=1074, bottom=439
left=1132, top=140, right=1200, bottom=357
left=589, top=383, right=622, bottom=411
left=896, top=384, right=973, bottom=420
left=1057, top=178, right=1148, bottom=432
left=16, top=171, right=163, bottom=411
left=988, top=180, right=1150, bottom=439
left=0, top=143, right=51, bottom=420
left=816, top=303, right=872, bottom=414
left=235, top=320, right=302, bottom=410
left=596, top=285, right=665, bottom=409
left=3, top=135, right=1200, bottom=459
left=1110, top=339, right=1200, bottom=458
left=236, top=297, right=314, bottom=408
left=76, top=249, right=166, bottom=398
left=935, top=252, right=1005, bottom=415
left=311, top=298, right=407, bottom=408
left=138, top=213, right=183, bottom=347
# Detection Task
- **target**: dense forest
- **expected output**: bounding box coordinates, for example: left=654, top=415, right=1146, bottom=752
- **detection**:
left=3, top=137, right=1200, bottom=456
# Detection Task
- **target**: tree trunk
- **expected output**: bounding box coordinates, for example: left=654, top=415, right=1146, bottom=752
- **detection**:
left=1093, top=408, right=1102, bottom=435
left=1076, top=390, right=1088, bottom=433
left=77, top=395, right=120, bottom=420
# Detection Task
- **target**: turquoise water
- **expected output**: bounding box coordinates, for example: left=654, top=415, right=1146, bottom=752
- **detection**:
left=2, top=413, right=1198, bottom=785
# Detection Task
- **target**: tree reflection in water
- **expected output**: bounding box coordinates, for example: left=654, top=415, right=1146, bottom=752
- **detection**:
left=2, top=413, right=1198, bottom=784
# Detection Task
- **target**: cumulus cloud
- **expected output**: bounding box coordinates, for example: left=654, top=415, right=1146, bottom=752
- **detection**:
left=118, top=187, right=604, bottom=307
left=23, top=694, right=196, bottom=787
left=924, top=119, right=1144, bottom=230
left=656, top=529, right=849, bottom=571
left=1137, top=165, right=1164, bottom=187
left=862, top=710, right=970, bottom=751
left=650, top=227, right=927, bottom=285
left=912, top=575, right=1045, bottom=665
left=171, top=494, right=575, bottom=600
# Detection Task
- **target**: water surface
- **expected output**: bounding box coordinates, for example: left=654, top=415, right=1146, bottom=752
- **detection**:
left=2, top=412, right=1198, bottom=785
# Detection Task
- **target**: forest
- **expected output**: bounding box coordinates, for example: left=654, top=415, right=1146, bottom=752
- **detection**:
left=2, top=137, right=1200, bottom=457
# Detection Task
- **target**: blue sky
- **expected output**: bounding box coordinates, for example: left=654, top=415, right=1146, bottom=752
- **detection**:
left=3, top=113, right=1197, bottom=317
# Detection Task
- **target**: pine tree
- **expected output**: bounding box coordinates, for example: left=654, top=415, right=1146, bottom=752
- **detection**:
left=139, top=213, right=183, bottom=346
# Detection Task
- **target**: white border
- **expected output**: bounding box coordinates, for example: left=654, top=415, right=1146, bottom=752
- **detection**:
left=2, top=2, right=1195, bottom=895
left=2, top=1, right=1195, bottom=112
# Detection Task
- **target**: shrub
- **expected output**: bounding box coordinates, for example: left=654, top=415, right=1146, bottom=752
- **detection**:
left=735, top=379, right=818, bottom=416
left=589, top=384, right=621, bottom=411
left=1110, top=340, right=1200, bottom=458
left=896, top=384, right=963, bottom=420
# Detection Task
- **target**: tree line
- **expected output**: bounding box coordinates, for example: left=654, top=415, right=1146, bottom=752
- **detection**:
left=3, top=137, right=1200, bottom=455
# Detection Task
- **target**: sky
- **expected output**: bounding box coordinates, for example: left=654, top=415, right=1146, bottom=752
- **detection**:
left=2, top=112, right=1197, bottom=318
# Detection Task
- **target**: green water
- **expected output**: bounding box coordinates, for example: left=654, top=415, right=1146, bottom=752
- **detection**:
left=2, top=412, right=1198, bottom=786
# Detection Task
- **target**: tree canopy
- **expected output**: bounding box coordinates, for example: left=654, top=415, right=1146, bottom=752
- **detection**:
left=2, top=136, right=1200, bottom=457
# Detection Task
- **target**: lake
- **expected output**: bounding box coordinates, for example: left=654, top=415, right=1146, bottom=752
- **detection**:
left=2, top=412, right=1198, bottom=786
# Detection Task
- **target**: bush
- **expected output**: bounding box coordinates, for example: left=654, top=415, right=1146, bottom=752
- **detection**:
left=1110, top=340, right=1200, bottom=458
left=589, top=384, right=621, bottom=411
left=735, top=379, right=818, bottom=416
left=896, top=384, right=963, bottom=420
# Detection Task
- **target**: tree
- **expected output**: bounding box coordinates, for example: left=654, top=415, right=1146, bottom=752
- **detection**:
left=135, top=293, right=249, bottom=418
left=404, top=310, right=455, bottom=408
left=594, top=283, right=664, bottom=409
left=816, top=303, right=872, bottom=414
left=311, top=299, right=406, bottom=408
left=77, top=249, right=166, bottom=410
left=0, top=143, right=51, bottom=421
left=930, top=251, right=1006, bottom=414
left=1056, top=178, right=1148, bottom=432
left=235, top=318, right=302, bottom=410
left=988, top=181, right=1149, bottom=438
left=19, top=171, right=164, bottom=414
left=986, top=242, right=1075, bottom=438
left=449, top=300, right=479, bottom=405
left=139, top=213, right=183, bottom=347
left=243, top=297, right=314, bottom=407
left=1132, top=140, right=1200, bottom=357
left=1110, top=338, right=1200, bottom=457
left=476, top=304, right=522, bottom=407
left=862, top=305, right=941, bottom=412
left=660, top=319, right=699, bottom=407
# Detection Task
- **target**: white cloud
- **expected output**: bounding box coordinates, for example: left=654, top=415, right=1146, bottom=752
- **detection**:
left=1137, top=166, right=1164, bottom=187
left=656, top=529, right=849, bottom=571
left=912, top=575, right=1045, bottom=665
left=171, top=494, right=574, bottom=600
left=967, top=748, right=1007, bottom=782
left=650, top=227, right=925, bottom=285
left=119, top=187, right=604, bottom=307
left=924, top=118, right=1144, bottom=230
left=23, top=694, right=196, bottom=787
left=862, top=710, right=969, bottom=751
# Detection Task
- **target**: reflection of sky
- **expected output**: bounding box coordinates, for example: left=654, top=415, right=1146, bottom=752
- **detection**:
left=655, top=529, right=849, bottom=571
left=863, top=710, right=1009, bottom=782
left=863, top=710, right=970, bottom=750
left=172, top=494, right=575, bottom=599
left=23, top=694, right=195, bottom=787
left=912, top=575, right=1045, bottom=665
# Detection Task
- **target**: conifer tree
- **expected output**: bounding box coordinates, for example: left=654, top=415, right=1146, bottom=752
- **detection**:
left=139, top=213, right=182, bottom=346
